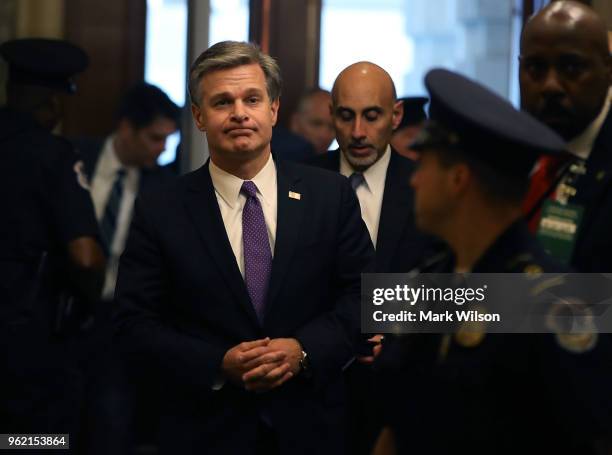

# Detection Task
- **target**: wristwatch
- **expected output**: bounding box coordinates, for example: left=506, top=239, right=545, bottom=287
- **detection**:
left=299, top=350, right=312, bottom=378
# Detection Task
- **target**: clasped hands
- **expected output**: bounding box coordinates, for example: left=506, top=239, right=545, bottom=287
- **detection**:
left=221, top=337, right=302, bottom=392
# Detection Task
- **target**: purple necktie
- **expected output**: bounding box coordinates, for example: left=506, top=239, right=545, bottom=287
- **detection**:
left=241, top=181, right=272, bottom=322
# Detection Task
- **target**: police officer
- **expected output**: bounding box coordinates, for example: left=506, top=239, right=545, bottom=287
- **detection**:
left=373, top=69, right=612, bottom=454
left=0, top=38, right=105, bottom=438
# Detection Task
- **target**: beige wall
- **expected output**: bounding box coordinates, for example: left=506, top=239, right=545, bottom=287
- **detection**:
left=0, top=0, right=65, bottom=105
left=593, top=0, right=612, bottom=30
left=15, top=0, right=65, bottom=39
left=592, top=0, right=612, bottom=53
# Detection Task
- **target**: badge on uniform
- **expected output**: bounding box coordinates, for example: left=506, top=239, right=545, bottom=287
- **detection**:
left=555, top=332, right=598, bottom=353
left=288, top=191, right=301, bottom=200
left=536, top=200, right=583, bottom=264
left=453, top=305, right=488, bottom=349
left=545, top=296, right=598, bottom=354
left=73, top=160, right=91, bottom=191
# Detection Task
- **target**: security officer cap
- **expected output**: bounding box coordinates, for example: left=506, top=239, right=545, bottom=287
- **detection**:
left=397, top=96, right=428, bottom=129
left=411, top=69, right=566, bottom=177
left=0, top=38, right=89, bottom=93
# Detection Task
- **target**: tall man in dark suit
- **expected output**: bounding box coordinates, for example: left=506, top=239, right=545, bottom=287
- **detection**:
left=520, top=1, right=612, bottom=271
left=310, top=61, right=439, bottom=454
left=114, top=41, right=373, bottom=455
left=75, top=82, right=180, bottom=301
left=73, top=83, right=179, bottom=455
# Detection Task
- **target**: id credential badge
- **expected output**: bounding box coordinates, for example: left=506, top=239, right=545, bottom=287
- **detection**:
left=536, top=200, right=584, bottom=264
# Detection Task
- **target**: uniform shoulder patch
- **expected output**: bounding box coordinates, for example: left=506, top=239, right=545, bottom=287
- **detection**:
left=73, top=160, right=90, bottom=191
left=546, top=297, right=598, bottom=353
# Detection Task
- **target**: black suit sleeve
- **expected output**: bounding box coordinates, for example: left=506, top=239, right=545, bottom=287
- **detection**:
left=294, top=177, right=375, bottom=390
left=114, top=197, right=227, bottom=391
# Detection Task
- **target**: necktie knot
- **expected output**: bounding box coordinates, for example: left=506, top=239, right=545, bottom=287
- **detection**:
left=349, top=172, right=365, bottom=191
left=241, top=180, right=258, bottom=199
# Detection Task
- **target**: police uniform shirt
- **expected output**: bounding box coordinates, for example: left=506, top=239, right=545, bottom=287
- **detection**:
left=377, top=221, right=611, bottom=455
left=339, top=144, right=391, bottom=247
left=90, top=135, right=140, bottom=300
left=0, top=107, right=100, bottom=312
left=375, top=69, right=610, bottom=455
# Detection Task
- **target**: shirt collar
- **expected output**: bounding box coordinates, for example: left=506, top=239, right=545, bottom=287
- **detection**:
left=567, top=88, right=612, bottom=160
left=209, top=153, right=276, bottom=209
left=339, top=144, right=391, bottom=195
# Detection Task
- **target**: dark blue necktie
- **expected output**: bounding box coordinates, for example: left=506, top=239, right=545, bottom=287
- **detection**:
left=349, top=172, right=365, bottom=191
left=100, top=168, right=126, bottom=256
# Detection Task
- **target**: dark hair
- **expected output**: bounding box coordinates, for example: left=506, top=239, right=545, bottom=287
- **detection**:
left=116, top=82, right=181, bottom=129
left=433, top=147, right=530, bottom=205
left=188, top=41, right=282, bottom=107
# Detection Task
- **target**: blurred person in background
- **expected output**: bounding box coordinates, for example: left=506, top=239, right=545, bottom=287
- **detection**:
left=290, top=88, right=335, bottom=155
left=520, top=1, right=612, bottom=272
left=72, top=81, right=180, bottom=455
left=0, top=37, right=105, bottom=440
left=390, top=96, right=428, bottom=161
left=74, top=82, right=180, bottom=304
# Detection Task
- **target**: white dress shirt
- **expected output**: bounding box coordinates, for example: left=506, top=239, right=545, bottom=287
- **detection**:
left=90, top=135, right=140, bottom=300
left=340, top=145, right=391, bottom=248
left=209, top=153, right=277, bottom=276
left=566, top=87, right=612, bottom=160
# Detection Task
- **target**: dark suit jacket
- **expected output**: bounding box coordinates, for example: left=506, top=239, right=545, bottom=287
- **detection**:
left=114, top=157, right=374, bottom=454
left=309, top=148, right=440, bottom=273
left=570, top=110, right=612, bottom=272
left=71, top=136, right=177, bottom=195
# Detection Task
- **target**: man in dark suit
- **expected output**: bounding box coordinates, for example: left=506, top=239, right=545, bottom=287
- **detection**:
left=309, top=62, right=439, bottom=454
left=520, top=1, right=612, bottom=272
left=311, top=62, right=436, bottom=274
left=72, top=82, right=179, bottom=455
left=114, top=41, right=373, bottom=455
left=74, top=82, right=180, bottom=301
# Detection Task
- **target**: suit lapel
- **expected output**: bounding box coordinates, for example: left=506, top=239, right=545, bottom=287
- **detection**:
left=264, top=160, right=304, bottom=318
left=184, top=163, right=260, bottom=326
left=375, top=150, right=416, bottom=271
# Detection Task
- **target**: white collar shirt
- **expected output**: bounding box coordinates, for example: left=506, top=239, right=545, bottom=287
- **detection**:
left=566, top=87, right=612, bottom=160
left=90, top=135, right=140, bottom=300
left=339, top=145, right=391, bottom=248
left=209, top=153, right=277, bottom=277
